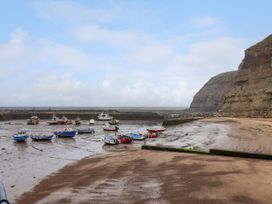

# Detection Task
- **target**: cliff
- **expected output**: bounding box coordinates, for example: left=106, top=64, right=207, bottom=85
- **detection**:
left=220, top=34, right=272, bottom=117
left=190, top=71, right=237, bottom=112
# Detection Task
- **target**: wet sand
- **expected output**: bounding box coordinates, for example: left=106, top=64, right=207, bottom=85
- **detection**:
left=16, top=149, right=272, bottom=204
left=5, top=117, right=272, bottom=203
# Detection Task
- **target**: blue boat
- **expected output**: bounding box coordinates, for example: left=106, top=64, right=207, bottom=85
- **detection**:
left=104, top=135, right=119, bottom=145
left=13, top=131, right=28, bottom=142
left=54, top=129, right=77, bottom=138
left=31, top=135, right=54, bottom=141
left=126, top=133, right=145, bottom=141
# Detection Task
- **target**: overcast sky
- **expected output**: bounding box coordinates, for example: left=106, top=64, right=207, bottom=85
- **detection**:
left=0, top=0, right=271, bottom=107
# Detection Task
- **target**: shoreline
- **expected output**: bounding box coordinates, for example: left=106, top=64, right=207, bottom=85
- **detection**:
left=6, top=117, right=272, bottom=203
left=15, top=149, right=272, bottom=204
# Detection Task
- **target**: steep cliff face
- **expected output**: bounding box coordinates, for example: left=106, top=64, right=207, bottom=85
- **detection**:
left=220, top=35, right=272, bottom=117
left=190, top=71, right=236, bottom=112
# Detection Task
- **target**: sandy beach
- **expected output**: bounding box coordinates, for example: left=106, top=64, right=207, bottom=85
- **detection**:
left=3, top=117, right=272, bottom=203
left=12, top=118, right=272, bottom=204
left=16, top=149, right=272, bottom=204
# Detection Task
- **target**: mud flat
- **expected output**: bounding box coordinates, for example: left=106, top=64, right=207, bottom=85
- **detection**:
left=4, top=117, right=272, bottom=203
left=16, top=149, right=272, bottom=204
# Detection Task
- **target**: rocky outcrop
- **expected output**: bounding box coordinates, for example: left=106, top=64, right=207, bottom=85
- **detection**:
left=220, top=34, right=272, bottom=117
left=190, top=71, right=237, bottom=112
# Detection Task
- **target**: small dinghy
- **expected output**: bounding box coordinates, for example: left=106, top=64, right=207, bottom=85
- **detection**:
left=144, top=132, right=159, bottom=138
left=109, top=118, right=120, bottom=125
left=74, top=117, right=81, bottom=125
left=103, top=125, right=119, bottom=132
left=31, top=135, right=54, bottom=141
left=146, top=127, right=166, bottom=133
left=126, top=133, right=145, bottom=141
left=89, top=119, right=95, bottom=125
left=104, top=135, right=119, bottom=145
left=54, top=128, right=77, bottom=138
left=77, top=128, right=95, bottom=134
left=13, top=131, right=28, bottom=142
left=117, top=135, right=133, bottom=144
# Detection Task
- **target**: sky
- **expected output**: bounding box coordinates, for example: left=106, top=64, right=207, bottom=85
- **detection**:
left=0, top=0, right=271, bottom=107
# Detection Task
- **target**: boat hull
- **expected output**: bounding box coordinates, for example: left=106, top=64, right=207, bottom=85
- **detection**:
left=31, top=135, right=54, bottom=141
left=127, top=133, right=145, bottom=141
left=14, top=135, right=28, bottom=142
left=55, top=130, right=77, bottom=137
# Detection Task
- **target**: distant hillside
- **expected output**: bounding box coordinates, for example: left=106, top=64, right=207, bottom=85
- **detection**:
left=190, top=71, right=237, bottom=112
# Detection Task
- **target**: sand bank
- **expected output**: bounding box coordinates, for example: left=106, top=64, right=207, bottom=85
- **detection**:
left=16, top=149, right=272, bottom=204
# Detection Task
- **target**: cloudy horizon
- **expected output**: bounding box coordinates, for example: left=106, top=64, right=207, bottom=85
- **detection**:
left=0, top=0, right=271, bottom=107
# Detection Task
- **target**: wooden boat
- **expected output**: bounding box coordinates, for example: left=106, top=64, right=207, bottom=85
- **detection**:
left=104, top=135, right=119, bottom=145
left=144, top=132, right=159, bottom=138
left=98, top=112, right=113, bottom=121
left=74, top=117, right=81, bottom=125
left=103, top=126, right=119, bottom=132
left=77, top=128, right=95, bottom=134
left=13, top=131, right=28, bottom=142
left=89, top=119, right=95, bottom=125
left=109, top=118, right=120, bottom=125
left=117, top=135, right=133, bottom=144
left=31, top=135, right=54, bottom=141
left=48, top=115, right=73, bottom=125
left=126, top=133, right=145, bottom=141
left=54, top=129, right=77, bottom=138
left=146, top=127, right=166, bottom=133
left=27, top=116, right=39, bottom=125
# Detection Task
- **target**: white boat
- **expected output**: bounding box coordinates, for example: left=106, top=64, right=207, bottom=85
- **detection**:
left=97, top=112, right=113, bottom=121
left=89, top=119, right=95, bottom=125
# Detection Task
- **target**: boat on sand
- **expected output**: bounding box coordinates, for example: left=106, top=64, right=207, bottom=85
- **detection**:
left=31, top=135, right=54, bottom=141
left=13, top=131, right=28, bottom=142
left=104, top=135, right=119, bottom=145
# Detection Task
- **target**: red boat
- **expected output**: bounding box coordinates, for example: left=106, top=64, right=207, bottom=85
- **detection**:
left=117, top=135, right=132, bottom=144
left=144, top=132, right=159, bottom=138
left=146, top=127, right=166, bottom=133
left=103, top=126, right=119, bottom=132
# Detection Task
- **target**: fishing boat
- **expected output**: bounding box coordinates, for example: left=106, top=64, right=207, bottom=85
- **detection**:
left=77, top=127, right=95, bottom=134
left=74, top=117, right=81, bottom=125
left=103, top=125, right=119, bottom=132
left=97, top=112, right=113, bottom=121
left=48, top=115, right=59, bottom=125
left=27, top=116, right=39, bottom=125
left=146, top=127, right=166, bottom=133
left=144, top=132, right=159, bottom=138
left=31, top=134, right=54, bottom=141
left=54, top=128, right=77, bottom=138
left=89, top=119, right=95, bottom=125
left=109, top=118, right=120, bottom=125
left=126, top=133, right=145, bottom=141
left=13, top=131, right=28, bottom=142
left=117, top=135, right=133, bottom=144
left=103, top=135, right=119, bottom=145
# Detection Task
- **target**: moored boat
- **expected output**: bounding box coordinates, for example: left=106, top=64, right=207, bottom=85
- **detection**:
left=27, top=116, right=40, bottom=125
left=77, top=128, right=95, bottom=134
left=103, top=135, right=119, bottom=145
left=89, top=119, right=95, bottom=125
left=146, top=127, right=166, bottom=133
left=126, top=133, right=145, bottom=141
left=103, top=125, right=119, bottom=132
left=31, top=135, right=54, bottom=141
left=144, top=132, right=159, bottom=138
left=13, top=131, right=28, bottom=142
left=74, top=117, right=81, bottom=125
left=117, top=135, right=133, bottom=144
left=109, top=118, right=120, bottom=125
left=54, top=128, right=77, bottom=138
left=98, top=112, right=113, bottom=121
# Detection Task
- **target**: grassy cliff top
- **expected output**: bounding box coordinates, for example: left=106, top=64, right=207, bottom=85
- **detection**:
left=205, top=71, right=237, bottom=86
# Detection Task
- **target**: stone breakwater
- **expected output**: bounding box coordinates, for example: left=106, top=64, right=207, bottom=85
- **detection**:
left=0, top=109, right=170, bottom=121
